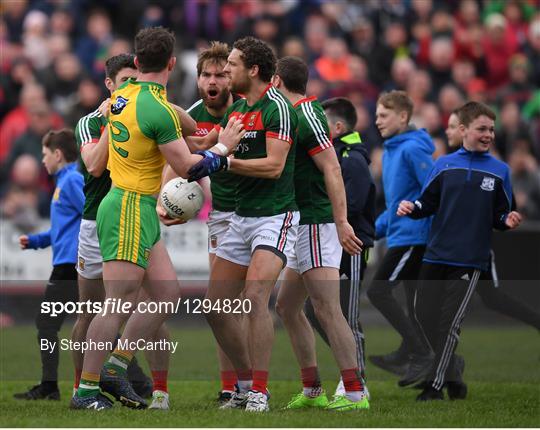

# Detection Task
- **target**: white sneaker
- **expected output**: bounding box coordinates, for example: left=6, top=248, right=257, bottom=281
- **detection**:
left=219, top=391, right=248, bottom=409
left=245, top=390, right=269, bottom=412
left=334, top=378, right=371, bottom=400
left=149, top=390, right=169, bottom=410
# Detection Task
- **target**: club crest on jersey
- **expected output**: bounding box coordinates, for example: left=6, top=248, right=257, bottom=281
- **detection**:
left=78, top=257, right=85, bottom=271
left=480, top=176, right=495, bottom=191
left=111, top=96, right=129, bottom=115
left=210, top=235, right=218, bottom=249
left=248, top=113, right=257, bottom=127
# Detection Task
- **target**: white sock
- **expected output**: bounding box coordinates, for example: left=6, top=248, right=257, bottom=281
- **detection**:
left=345, top=391, right=363, bottom=402
left=237, top=379, right=252, bottom=393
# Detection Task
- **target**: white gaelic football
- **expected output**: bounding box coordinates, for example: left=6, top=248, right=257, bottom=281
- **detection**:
left=160, top=177, right=204, bottom=221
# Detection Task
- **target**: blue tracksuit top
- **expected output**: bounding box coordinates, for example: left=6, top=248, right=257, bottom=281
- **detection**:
left=375, top=128, right=435, bottom=247
left=27, top=162, right=84, bottom=265
left=408, top=147, right=513, bottom=271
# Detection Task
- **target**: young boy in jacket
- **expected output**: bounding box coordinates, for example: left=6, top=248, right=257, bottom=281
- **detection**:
left=15, top=129, right=84, bottom=400
left=398, top=101, right=521, bottom=401
left=367, top=91, right=433, bottom=385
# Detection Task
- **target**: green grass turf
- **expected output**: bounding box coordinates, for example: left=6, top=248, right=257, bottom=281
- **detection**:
left=1, top=324, right=539, bottom=427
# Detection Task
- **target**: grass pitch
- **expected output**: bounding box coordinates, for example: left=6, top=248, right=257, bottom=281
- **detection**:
left=1, top=324, right=539, bottom=427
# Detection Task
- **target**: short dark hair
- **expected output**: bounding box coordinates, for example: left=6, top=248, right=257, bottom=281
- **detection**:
left=196, top=41, right=230, bottom=77
left=134, top=27, right=175, bottom=73
left=275, top=56, right=308, bottom=94
left=457, top=101, right=496, bottom=127
left=377, top=90, right=414, bottom=122
left=233, top=36, right=276, bottom=82
left=105, top=53, right=136, bottom=81
left=321, top=97, right=358, bottom=131
left=42, top=129, right=78, bottom=162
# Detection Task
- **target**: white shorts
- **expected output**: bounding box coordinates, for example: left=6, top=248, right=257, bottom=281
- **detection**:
left=217, top=211, right=299, bottom=267
left=287, top=223, right=342, bottom=274
left=77, top=219, right=103, bottom=279
left=207, top=210, right=235, bottom=254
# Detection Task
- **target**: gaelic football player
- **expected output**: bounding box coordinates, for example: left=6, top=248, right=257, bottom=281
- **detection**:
left=272, top=56, right=368, bottom=411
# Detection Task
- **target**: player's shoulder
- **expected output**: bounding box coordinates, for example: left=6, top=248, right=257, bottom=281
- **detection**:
left=75, top=108, right=104, bottom=144
left=186, top=99, right=204, bottom=115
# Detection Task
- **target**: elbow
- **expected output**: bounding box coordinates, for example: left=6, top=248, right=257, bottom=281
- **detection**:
left=88, top=165, right=105, bottom=178
left=267, top=164, right=284, bottom=179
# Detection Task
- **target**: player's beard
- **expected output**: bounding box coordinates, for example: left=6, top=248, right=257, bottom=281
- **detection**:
left=200, top=87, right=230, bottom=111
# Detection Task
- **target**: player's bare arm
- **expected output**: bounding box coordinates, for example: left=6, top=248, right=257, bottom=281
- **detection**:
left=170, top=103, right=197, bottom=137
left=228, top=137, right=289, bottom=179
left=159, top=137, right=205, bottom=179
left=82, top=127, right=110, bottom=178
left=312, top=149, right=362, bottom=255
left=185, top=117, right=244, bottom=153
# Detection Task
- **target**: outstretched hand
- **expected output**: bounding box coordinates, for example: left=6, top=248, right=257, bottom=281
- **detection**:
left=219, top=117, right=245, bottom=153
left=187, top=151, right=229, bottom=182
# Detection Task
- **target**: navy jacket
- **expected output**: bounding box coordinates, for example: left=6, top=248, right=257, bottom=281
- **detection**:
left=408, top=147, right=513, bottom=271
left=334, top=131, right=376, bottom=247
left=376, top=127, right=434, bottom=247
left=27, top=163, right=84, bottom=265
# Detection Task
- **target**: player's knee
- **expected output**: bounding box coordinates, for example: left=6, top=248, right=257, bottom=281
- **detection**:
left=275, top=299, right=294, bottom=321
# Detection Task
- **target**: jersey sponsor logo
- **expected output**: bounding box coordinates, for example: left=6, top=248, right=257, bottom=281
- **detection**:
left=236, top=142, right=251, bottom=154
left=243, top=131, right=257, bottom=139
left=480, top=176, right=495, bottom=191
left=111, top=96, right=129, bottom=115
left=195, top=121, right=216, bottom=136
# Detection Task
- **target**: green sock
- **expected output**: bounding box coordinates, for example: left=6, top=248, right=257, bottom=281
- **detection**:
left=77, top=372, right=100, bottom=398
left=103, top=349, right=132, bottom=376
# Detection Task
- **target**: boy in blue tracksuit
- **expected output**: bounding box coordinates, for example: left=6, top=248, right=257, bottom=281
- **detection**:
left=15, top=129, right=84, bottom=401
left=367, top=91, right=434, bottom=383
left=398, top=102, right=521, bottom=401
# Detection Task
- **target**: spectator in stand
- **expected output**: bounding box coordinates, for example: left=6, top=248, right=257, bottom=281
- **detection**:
left=508, top=147, right=540, bottom=220
left=524, top=18, right=540, bottom=88
left=369, top=22, right=409, bottom=88
left=416, top=102, right=445, bottom=142
left=451, top=59, right=476, bottom=95
left=329, top=55, right=379, bottom=105
left=49, top=8, right=74, bottom=37
left=0, top=154, right=50, bottom=230
left=41, top=53, right=83, bottom=117
left=497, top=53, right=535, bottom=109
left=482, top=13, right=519, bottom=90
left=75, top=8, right=113, bottom=78
left=303, top=14, right=330, bottom=62
left=2, top=101, right=54, bottom=186
left=314, top=37, right=352, bottom=83
left=466, top=78, right=489, bottom=104
left=2, top=0, right=27, bottom=44
left=355, top=103, right=383, bottom=152
left=22, top=10, right=50, bottom=71
left=63, top=78, right=104, bottom=128
left=496, top=101, right=533, bottom=160
left=0, top=56, right=36, bottom=122
left=281, top=36, right=306, bottom=60
left=406, top=69, right=433, bottom=110
left=438, top=84, right=465, bottom=126
left=428, top=37, right=454, bottom=95
left=384, top=56, right=416, bottom=92
left=0, top=83, right=63, bottom=163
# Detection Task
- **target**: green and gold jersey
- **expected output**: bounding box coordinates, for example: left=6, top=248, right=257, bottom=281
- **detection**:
left=219, top=84, right=298, bottom=217
left=108, top=79, right=182, bottom=195
left=75, top=109, right=110, bottom=220
left=293, top=96, right=334, bottom=225
left=187, top=98, right=237, bottom=212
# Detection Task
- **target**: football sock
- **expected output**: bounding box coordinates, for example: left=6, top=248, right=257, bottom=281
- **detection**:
left=151, top=370, right=168, bottom=393
left=236, top=369, right=252, bottom=393
left=341, top=368, right=364, bottom=402
left=74, top=368, right=82, bottom=390
left=251, top=370, right=269, bottom=394
left=220, top=370, right=237, bottom=393
left=104, top=348, right=133, bottom=376
left=77, top=372, right=100, bottom=398
left=301, top=366, right=322, bottom=397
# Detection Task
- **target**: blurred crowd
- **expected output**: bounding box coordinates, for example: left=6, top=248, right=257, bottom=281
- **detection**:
left=2, top=0, right=540, bottom=230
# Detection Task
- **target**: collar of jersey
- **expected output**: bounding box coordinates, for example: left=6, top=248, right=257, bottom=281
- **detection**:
left=293, top=95, right=317, bottom=108
left=123, top=78, right=164, bottom=90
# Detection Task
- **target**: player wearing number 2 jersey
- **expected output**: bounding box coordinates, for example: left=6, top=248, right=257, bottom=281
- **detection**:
left=71, top=27, right=235, bottom=411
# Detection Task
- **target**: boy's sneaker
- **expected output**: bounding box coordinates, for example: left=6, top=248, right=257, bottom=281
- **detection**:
left=70, top=393, right=113, bottom=410
left=245, top=390, right=269, bottom=412
left=148, top=390, right=169, bottom=410
left=446, top=381, right=467, bottom=400
left=285, top=391, right=329, bottom=409
left=100, top=368, right=147, bottom=409
left=416, top=385, right=444, bottom=401
left=14, top=383, right=60, bottom=401
left=327, top=394, right=369, bottom=411
left=219, top=391, right=248, bottom=409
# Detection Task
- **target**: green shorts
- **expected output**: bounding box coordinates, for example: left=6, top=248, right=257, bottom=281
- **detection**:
left=96, top=187, right=160, bottom=269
